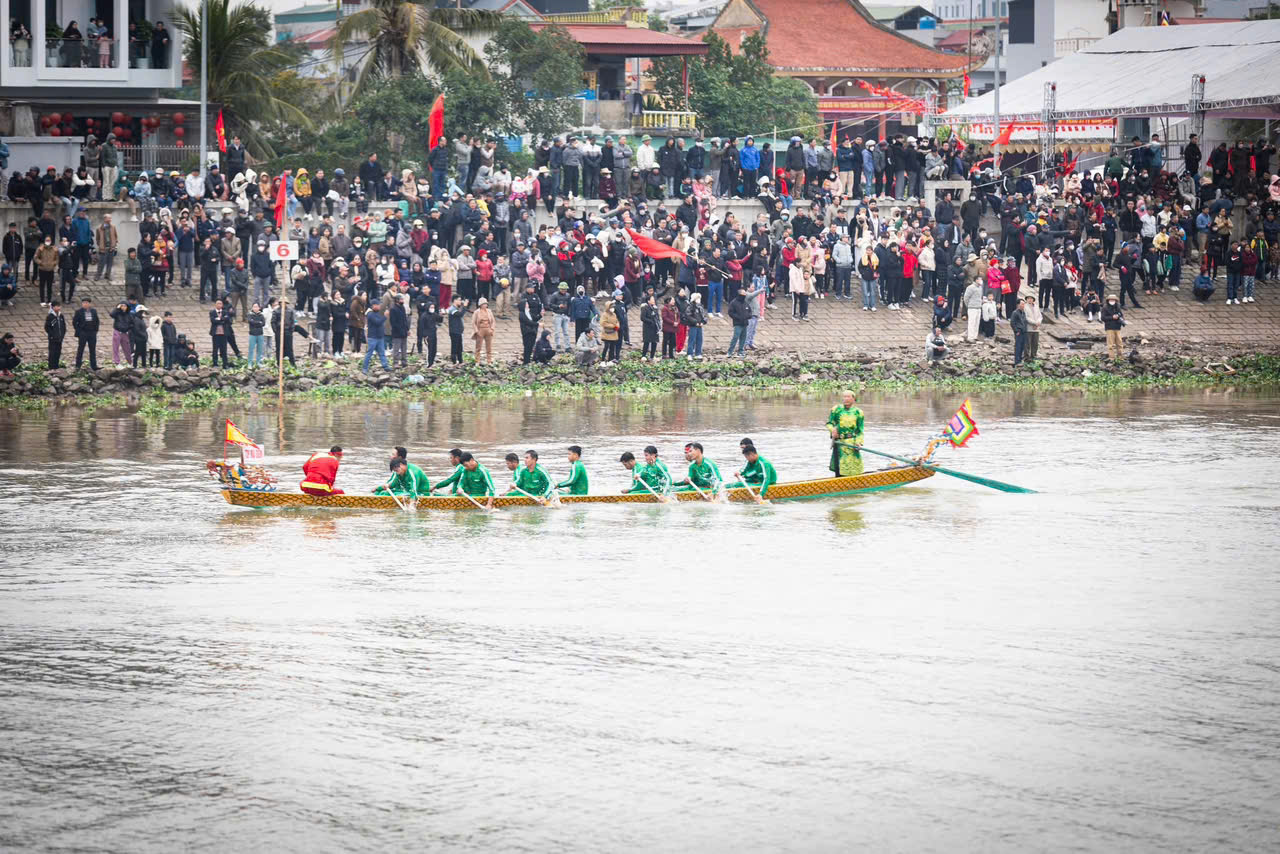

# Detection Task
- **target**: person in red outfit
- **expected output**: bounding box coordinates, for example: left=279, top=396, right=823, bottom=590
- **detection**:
left=300, top=446, right=345, bottom=496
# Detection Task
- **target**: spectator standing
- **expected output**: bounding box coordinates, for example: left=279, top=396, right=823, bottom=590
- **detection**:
left=45, top=301, right=66, bottom=368
left=1101, top=295, right=1124, bottom=360
left=72, top=296, right=99, bottom=370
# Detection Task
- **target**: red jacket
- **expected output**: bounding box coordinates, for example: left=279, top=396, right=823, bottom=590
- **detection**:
left=301, top=451, right=341, bottom=491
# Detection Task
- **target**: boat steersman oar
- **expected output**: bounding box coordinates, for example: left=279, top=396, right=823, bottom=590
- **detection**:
left=835, top=441, right=1037, bottom=494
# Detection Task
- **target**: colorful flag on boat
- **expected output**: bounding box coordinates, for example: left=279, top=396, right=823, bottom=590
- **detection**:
left=1158, top=9, right=1171, bottom=25
left=225, top=419, right=256, bottom=447
left=942, top=399, right=979, bottom=447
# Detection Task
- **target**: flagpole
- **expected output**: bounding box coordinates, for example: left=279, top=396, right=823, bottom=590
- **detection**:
left=277, top=259, right=285, bottom=417
left=199, top=0, right=209, bottom=177
left=992, top=11, right=1002, bottom=178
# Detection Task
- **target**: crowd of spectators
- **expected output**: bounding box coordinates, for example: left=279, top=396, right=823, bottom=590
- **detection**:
left=2, top=124, right=1277, bottom=376
left=6, top=16, right=169, bottom=69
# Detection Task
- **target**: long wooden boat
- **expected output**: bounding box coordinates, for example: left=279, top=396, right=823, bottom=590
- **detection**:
left=220, top=465, right=934, bottom=510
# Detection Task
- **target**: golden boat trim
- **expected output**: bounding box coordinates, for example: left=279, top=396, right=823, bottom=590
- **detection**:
left=220, top=466, right=935, bottom=510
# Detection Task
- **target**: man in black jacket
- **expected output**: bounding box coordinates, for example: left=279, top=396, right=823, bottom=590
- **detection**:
left=2, top=222, right=21, bottom=271
left=1183, top=134, right=1201, bottom=177
left=209, top=299, right=232, bottom=367
left=518, top=283, right=543, bottom=364
left=72, top=296, right=99, bottom=370
left=358, top=154, right=383, bottom=197
left=45, top=301, right=67, bottom=368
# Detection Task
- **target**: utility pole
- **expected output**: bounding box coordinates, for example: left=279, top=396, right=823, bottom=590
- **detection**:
left=199, top=0, right=209, bottom=175
left=992, top=10, right=1002, bottom=176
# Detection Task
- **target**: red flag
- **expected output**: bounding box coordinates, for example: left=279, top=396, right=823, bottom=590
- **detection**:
left=626, top=228, right=686, bottom=263
left=953, top=132, right=967, bottom=153
left=962, top=72, right=971, bottom=99
left=993, top=123, right=1016, bottom=148
left=215, top=110, right=227, bottom=154
left=274, top=172, right=288, bottom=230
left=829, top=120, right=838, bottom=171
left=427, top=95, right=445, bottom=151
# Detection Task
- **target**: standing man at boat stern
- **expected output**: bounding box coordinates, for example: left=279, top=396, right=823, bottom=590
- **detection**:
left=301, top=446, right=345, bottom=496
left=827, top=391, right=865, bottom=477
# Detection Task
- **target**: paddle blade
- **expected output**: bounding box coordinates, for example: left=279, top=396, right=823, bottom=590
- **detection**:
left=928, top=464, right=1037, bottom=494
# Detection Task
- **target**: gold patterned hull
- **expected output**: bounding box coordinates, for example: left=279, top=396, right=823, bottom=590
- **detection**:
left=220, top=466, right=934, bottom=510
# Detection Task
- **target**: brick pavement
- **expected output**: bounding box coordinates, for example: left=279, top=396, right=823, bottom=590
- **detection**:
left=3, top=267, right=1276, bottom=369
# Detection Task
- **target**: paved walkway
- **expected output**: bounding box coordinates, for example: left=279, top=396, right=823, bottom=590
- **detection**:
left=6, top=269, right=1274, bottom=368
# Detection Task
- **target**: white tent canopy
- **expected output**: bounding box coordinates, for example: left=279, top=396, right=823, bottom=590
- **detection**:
left=943, top=20, right=1280, bottom=124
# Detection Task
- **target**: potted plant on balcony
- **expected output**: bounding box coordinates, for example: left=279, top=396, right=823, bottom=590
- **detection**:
left=132, top=19, right=153, bottom=69
left=45, top=23, right=63, bottom=67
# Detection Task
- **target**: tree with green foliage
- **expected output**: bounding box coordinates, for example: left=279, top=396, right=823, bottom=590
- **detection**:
left=331, top=0, right=499, bottom=104
left=651, top=32, right=817, bottom=139
left=483, top=19, right=585, bottom=141
left=177, top=0, right=315, bottom=157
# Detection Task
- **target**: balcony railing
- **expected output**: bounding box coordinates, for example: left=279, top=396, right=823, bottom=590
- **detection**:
left=117, top=144, right=200, bottom=176
left=1054, top=37, right=1100, bottom=57
left=542, top=6, right=649, bottom=26
left=632, top=110, right=697, bottom=131
left=42, top=38, right=120, bottom=69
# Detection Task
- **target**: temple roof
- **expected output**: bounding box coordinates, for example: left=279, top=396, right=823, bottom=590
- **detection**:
left=710, top=0, right=971, bottom=78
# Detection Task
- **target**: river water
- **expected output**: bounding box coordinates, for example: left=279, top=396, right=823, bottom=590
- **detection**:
left=1, top=389, right=1278, bottom=853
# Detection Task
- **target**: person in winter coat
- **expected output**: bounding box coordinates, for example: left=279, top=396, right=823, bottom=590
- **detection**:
left=1101, top=294, right=1124, bottom=359
left=145, top=314, right=164, bottom=367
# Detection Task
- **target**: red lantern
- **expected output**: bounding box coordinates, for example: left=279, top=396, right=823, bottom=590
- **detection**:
left=48, top=113, right=61, bottom=124
left=40, top=116, right=52, bottom=129
left=175, top=140, right=184, bottom=148
left=172, top=112, right=185, bottom=124
left=112, top=125, right=124, bottom=137
left=111, top=111, right=125, bottom=125
left=85, top=118, right=94, bottom=127
left=173, top=126, right=185, bottom=139
left=119, top=128, right=132, bottom=140
left=62, top=112, right=74, bottom=124
left=50, top=128, right=61, bottom=137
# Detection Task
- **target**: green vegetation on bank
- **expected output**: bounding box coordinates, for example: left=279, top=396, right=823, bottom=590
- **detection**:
left=2, top=354, right=1277, bottom=415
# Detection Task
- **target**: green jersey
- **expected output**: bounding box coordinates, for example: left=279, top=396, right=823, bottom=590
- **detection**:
left=376, top=462, right=432, bottom=497
left=629, top=459, right=672, bottom=494
left=509, top=463, right=552, bottom=497
left=556, top=459, right=589, bottom=495
left=457, top=465, right=496, bottom=497
left=432, top=463, right=464, bottom=494
left=686, top=458, right=723, bottom=490
left=740, top=456, right=778, bottom=496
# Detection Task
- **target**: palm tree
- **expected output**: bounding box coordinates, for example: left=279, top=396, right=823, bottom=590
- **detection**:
left=178, top=0, right=315, bottom=158
left=332, top=0, right=499, bottom=104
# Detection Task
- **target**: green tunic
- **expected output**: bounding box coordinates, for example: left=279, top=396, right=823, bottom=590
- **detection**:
left=508, top=463, right=552, bottom=497
left=629, top=459, right=672, bottom=495
left=676, top=458, right=722, bottom=492
left=733, top=456, right=777, bottom=496
left=556, top=459, right=589, bottom=495
left=432, top=463, right=464, bottom=494
left=457, top=465, right=496, bottom=497
left=375, top=462, right=432, bottom=497
left=827, top=404, right=865, bottom=476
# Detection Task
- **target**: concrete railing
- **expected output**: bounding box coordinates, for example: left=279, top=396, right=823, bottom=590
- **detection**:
left=633, top=110, right=697, bottom=131
left=542, top=7, right=648, bottom=26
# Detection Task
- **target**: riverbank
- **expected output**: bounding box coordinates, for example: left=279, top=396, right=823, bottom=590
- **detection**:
left=3, top=347, right=1278, bottom=410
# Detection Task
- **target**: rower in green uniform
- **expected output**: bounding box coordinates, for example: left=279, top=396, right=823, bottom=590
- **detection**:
left=376, top=456, right=431, bottom=497
left=728, top=444, right=777, bottom=502
left=456, top=452, right=496, bottom=510
left=556, top=445, right=589, bottom=495
left=640, top=445, right=671, bottom=495
left=827, top=390, right=866, bottom=477
left=619, top=451, right=643, bottom=493
left=509, top=450, right=553, bottom=498
left=431, top=448, right=465, bottom=494
left=674, top=442, right=723, bottom=494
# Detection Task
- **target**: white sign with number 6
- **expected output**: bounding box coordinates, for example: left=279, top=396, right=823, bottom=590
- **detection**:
left=269, top=240, right=298, bottom=261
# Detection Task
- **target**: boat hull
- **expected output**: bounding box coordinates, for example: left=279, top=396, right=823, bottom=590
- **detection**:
left=220, top=466, right=934, bottom=510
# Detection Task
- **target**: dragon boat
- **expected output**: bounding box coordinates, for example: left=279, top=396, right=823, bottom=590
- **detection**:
left=217, top=465, right=936, bottom=511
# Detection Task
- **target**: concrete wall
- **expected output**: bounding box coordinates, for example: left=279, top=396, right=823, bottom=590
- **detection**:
left=3, top=137, right=86, bottom=175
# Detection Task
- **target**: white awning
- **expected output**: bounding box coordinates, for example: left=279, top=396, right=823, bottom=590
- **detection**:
left=943, top=20, right=1280, bottom=124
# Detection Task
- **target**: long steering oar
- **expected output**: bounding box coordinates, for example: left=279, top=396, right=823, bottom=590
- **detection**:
left=842, top=442, right=1037, bottom=494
